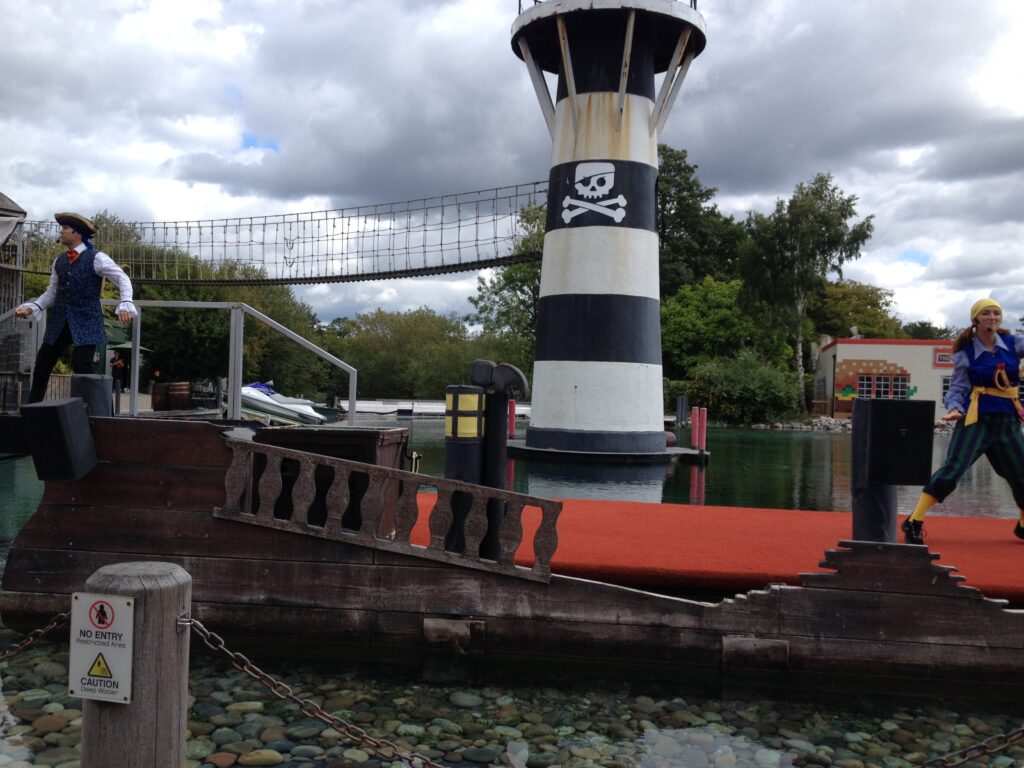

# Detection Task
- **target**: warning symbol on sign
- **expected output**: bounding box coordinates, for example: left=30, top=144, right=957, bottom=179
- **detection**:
left=88, top=653, right=112, bottom=679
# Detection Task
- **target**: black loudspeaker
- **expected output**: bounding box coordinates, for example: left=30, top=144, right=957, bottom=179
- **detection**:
left=0, top=413, right=25, bottom=454
left=854, top=398, right=935, bottom=485
left=20, top=397, right=98, bottom=481
left=71, top=374, right=113, bottom=417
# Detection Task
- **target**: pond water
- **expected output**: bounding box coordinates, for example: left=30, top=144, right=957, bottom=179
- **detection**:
left=1, top=423, right=1023, bottom=766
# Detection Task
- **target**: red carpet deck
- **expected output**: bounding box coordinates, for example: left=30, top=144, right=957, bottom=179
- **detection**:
left=416, top=496, right=1024, bottom=605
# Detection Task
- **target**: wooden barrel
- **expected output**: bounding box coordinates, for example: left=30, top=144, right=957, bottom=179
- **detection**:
left=151, top=382, right=170, bottom=411
left=168, top=382, right=191, bottom=410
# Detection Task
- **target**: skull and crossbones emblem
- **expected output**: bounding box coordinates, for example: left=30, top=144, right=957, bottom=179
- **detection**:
left=562, top=161, right=628, bottom=224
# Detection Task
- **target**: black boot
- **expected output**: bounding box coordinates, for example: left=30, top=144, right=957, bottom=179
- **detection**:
left=901, top=517, right=925, bottom=545
left=1014, top=520, right=1024, bottom=540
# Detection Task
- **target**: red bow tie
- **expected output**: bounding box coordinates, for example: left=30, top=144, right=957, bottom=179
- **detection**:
left=67, top=249, right=78, bottom=264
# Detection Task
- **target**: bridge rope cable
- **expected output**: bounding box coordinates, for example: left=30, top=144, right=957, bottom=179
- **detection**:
left=5, top=182, right=547, bottom=287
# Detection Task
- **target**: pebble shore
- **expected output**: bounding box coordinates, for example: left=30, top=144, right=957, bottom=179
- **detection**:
left=1, top=631, right=1022, bottom=768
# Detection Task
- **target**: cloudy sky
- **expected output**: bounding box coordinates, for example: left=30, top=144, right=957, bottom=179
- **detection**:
left=2, top=0, right=1022, bottom=329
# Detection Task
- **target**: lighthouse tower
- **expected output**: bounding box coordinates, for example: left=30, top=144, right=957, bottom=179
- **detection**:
left=512, top=0, right=706, bottom=454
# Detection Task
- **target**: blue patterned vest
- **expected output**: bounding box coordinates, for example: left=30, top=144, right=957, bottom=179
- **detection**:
left=965, top=333, right=1020, bottom=417
left=44, top=246, right=107, bottom=346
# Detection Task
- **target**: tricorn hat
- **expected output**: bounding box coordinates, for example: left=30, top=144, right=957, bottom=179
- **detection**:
left=54, top=212, right=97, bottom=237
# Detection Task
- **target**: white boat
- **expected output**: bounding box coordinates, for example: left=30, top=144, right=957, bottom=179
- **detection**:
left=240, top=386, right=326, bottom=425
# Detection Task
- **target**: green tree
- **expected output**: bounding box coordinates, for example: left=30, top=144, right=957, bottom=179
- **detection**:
left=808, top=279, right=904, bottom=339
left=467, top=202, right=544, bottom=375
left=662, top=277, right=788, bottom=377
left=657, top=144, right=747, bottom=297
left=326, top=308, right=477, bottom=399
left=902, top=319, right=958, bottom=340
left=739, top=173, right=875, bottom=404
left=683, top=349, right=800, bottom=425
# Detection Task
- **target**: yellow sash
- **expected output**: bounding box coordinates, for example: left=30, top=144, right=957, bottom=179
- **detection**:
left=964, top=385, right=1024, bottom=426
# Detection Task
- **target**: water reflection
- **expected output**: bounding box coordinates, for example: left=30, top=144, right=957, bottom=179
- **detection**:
left=525, top=461, right=669, bottom=504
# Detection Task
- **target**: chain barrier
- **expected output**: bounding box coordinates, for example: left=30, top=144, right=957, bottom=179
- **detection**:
left=916, top=723, right=1024, bottom=768
left=0, top=613, right=68, bottom=663
left=182, top=617, right=444, bottom=768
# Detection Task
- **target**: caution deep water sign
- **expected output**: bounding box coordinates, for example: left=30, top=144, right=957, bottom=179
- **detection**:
left=69, top=593, right=134, bottom=703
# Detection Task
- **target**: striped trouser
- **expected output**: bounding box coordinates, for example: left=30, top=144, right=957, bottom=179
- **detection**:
left=924, top=412, right=1024, bottom=507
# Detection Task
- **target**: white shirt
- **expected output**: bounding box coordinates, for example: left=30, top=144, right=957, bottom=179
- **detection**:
left=19, top=243, right=137, bottom=319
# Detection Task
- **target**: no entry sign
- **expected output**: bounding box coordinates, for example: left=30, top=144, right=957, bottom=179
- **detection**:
left=69, top=592, right=135, bottom=703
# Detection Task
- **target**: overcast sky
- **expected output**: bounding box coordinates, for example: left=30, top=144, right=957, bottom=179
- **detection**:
left=2, top=0, right=1022, bottom=329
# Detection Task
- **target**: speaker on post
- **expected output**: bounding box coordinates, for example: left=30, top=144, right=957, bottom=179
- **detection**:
left=20, top=397, right=98, bottom=481
left=71, top=374, right=113, bottom=417
left=863, top=399, right=935, bottom=485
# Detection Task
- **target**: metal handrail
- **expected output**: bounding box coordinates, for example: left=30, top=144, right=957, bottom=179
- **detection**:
left=2, top=301, right=357, bottom=423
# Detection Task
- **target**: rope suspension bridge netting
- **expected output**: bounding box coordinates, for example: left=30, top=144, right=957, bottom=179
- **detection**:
left=8, top=182, right=547, bottom=286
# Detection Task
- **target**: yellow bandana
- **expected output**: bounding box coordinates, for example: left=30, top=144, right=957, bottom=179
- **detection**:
left=970, top=298, right=1001, bottom=322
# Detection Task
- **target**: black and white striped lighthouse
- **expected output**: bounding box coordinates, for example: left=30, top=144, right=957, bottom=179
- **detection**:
left=512, top=0, right=706, bottom=455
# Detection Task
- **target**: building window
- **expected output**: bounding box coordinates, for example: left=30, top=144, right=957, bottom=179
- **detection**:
left=893, top=375, right=909, bottom=400
left=875, top=375, right=891, bottom=399
left=857, top=375, right=873, bottom=398
left=942, top=376, right=952, bottom=400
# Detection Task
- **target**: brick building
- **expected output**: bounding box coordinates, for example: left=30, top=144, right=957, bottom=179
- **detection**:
left=814, top=337, right=955, bottom=418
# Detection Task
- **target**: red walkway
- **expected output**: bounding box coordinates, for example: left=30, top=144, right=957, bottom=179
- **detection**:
left=416, top=497, right=1024, bottom=605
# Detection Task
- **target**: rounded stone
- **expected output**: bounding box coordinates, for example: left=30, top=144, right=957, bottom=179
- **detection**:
left=187, top=738, right=218, bottom=760
left=236, top=749, right=284, bottom=766
left=450, top=691, right=484, bottom=709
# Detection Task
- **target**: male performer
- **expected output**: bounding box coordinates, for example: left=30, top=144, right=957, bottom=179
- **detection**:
left=15, top=212, right=136, bottom=402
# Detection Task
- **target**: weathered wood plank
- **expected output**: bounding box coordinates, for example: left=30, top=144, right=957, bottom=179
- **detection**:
left=41, top=464, right=226, bottom=511
left=7, top=506, right=376, bottom=565
left=90, top=417, right=234, bottom=468
left=776, top=586, right=1024, bottom=647
left=1, top=548, right=709, bottom=628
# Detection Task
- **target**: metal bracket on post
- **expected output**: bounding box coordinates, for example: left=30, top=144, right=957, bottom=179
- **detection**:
left=519, top=38, right=556, bottom=139
left=616, top=10, right=636, bottom=132
left=556, top=15, right=580, bottom=136
left=650, top=28, right=693, bottom=135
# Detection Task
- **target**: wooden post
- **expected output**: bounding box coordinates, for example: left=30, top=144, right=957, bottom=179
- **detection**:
left=81, top=562, right=191, bottom=768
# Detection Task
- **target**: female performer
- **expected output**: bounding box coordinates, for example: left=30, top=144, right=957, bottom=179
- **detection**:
left=902, top=298, right=1024, bottom=544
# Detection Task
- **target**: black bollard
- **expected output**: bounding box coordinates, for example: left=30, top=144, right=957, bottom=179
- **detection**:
left=443, top=384, right=485, bottom=553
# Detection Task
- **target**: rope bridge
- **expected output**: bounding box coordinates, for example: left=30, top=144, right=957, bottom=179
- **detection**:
left=8, top=182, right=547, bottom=286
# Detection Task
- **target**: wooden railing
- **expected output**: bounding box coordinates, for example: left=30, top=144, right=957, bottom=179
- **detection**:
left=213, top=437, right=562, bottom=582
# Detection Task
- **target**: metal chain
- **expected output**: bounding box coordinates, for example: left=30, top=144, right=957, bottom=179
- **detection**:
left=916, top=723, right=1024, bottom=768
left=0, top=613, right=69, bottom=663
left=182, top=617, right=445, bottom=768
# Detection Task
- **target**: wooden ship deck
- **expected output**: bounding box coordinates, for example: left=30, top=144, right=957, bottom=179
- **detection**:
left=2, top=416, right=1023, bottom=694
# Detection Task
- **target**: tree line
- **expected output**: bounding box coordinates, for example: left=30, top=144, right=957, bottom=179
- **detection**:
left=22, top=145, right=959, bottom=420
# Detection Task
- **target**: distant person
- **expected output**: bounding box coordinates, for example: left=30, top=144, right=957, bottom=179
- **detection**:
left=15, top=212, right=136, bottom=403
left=902, top=298, right=1024, bottom=544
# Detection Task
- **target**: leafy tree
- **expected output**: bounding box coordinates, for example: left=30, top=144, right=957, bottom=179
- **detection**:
left=657, top=144, right=747, bottom=297
left=739, top=173, right=874, bottom=404
left=323, top=307, right=478, bottom=399
left=467, top=202, right=544, bottom=375
left=808, top=279, right=903, bottom=340
left=682, top=349, right=800, bottom=425
left=902, top=319, right=958, bottom=340
left=661, top=277, right=788, bottom=378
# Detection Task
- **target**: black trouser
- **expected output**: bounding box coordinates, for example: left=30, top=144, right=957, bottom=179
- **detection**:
left=28, top=323, right=96, bottom=403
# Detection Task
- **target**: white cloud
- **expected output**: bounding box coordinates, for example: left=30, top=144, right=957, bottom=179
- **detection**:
left=2, top=0, right=1023, bottom=331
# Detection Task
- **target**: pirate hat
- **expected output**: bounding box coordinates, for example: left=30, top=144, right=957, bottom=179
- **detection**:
left=54, top=212, right=97, bottom=237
